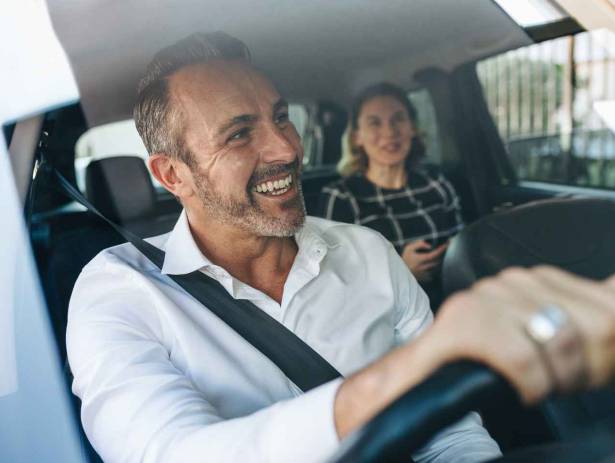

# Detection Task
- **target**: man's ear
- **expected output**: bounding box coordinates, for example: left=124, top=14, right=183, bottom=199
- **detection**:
left=147, top=154, right=194, bottom=199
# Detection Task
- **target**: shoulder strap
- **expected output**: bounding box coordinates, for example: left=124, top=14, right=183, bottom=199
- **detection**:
left=53, top=168, right=342, bottom=392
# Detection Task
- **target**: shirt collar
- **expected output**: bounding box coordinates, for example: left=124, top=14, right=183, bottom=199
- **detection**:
left=162, top=210, right=214, bottom=275
left=293, top=218, right=338, bottom=267
left=161, top=211, right=338, bottom=276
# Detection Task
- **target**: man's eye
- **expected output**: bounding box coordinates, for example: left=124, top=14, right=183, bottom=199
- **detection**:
left=275, top=112, right=289, bottom=125
left=228, top=127, right=251, bottom=142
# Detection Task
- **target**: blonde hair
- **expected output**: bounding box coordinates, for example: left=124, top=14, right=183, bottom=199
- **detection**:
left=337, top=126, right=367, bottom=177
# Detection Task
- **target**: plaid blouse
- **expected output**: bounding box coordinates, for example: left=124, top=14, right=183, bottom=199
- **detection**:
left=318, top=168, right=463, bottom=254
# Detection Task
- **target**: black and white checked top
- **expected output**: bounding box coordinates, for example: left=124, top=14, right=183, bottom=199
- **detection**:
left=318, top=168, right=463, bottom=254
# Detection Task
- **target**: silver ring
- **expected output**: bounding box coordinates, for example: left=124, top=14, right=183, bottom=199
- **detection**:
left=525, top=304, right=569, bottom=345
left=524, top=304, right=587, bottom=392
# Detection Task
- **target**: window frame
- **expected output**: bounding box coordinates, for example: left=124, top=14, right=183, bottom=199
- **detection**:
left=474, top=29, right=615, bottom=193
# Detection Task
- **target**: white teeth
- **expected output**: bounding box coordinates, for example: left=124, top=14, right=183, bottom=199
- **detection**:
left=254, top=174, right=294, bottom=195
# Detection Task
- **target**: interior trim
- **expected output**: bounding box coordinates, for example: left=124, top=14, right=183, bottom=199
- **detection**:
left=8, top=115, right=44, bottom=206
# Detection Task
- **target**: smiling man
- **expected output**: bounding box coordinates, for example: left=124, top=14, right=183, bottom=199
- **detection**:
left=66, top=32, right=615, bottom=463
left=143, top=56, right=307, bottom=304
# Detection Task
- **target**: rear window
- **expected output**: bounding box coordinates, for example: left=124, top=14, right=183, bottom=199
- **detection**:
left=408, top=88, right=442, bottom=165
left=477, top=29, right=615, bottom=189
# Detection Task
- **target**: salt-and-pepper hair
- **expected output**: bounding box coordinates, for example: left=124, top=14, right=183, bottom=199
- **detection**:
left=133, top=31, right=251, bottom=165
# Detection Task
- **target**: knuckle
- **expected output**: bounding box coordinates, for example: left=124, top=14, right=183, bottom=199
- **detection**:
left=596, top=313, right=615, bottom=347
left=531, top=265, right=559, bottom=277
left=472, top=276, right=497, bottom=291
left=509, top=344, right=538, bottom=374
left=499, top=266, right=528, bottom=280
left=473, top=275, right=509, bottom=295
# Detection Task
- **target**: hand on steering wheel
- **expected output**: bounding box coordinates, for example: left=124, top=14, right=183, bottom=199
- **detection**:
left=428, top=267, right=615, bottom=404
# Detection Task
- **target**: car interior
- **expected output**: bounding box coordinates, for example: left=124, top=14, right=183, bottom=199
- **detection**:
left=4, top=0, right=615, bottom=461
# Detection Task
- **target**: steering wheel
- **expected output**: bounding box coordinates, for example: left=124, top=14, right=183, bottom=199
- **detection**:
left=329, top=361, right=615, bottom=463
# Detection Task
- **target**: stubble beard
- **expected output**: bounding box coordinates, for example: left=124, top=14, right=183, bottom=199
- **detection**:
left=192, top=165, right=306, bottom=238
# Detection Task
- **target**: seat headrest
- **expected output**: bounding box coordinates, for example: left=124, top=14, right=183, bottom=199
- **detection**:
left=85, top=156, right=156, bottom=223
left=442, top=197, right=615, bottom=296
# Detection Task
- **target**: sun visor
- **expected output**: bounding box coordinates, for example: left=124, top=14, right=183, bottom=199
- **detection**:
left=0, top=1, right=78, bottom=124
left=46, top=0, right=531, bottom=128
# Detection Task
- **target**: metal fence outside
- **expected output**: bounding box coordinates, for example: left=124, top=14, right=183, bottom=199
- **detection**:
left=477, top=29, right=615, bottom=189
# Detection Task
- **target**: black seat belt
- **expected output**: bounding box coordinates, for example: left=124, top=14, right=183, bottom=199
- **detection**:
left=52, top=168, right=342, bottom=392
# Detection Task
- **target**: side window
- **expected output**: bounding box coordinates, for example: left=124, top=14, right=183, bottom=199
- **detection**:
left=75, top=104, right=312, bottom=191
left=477, top=30, right=615, bottom=189
left=408, top=88, right=442, bottom=165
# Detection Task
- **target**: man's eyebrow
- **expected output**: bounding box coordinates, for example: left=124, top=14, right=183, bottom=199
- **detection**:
left=216, top=99, right=287, bottom=136
left=217, top=114, right=257, bottom=136
left=273, top=98, right=288, bottom=113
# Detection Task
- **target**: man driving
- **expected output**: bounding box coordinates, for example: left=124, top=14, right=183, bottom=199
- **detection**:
left=67, top=32, right=615, bottom=463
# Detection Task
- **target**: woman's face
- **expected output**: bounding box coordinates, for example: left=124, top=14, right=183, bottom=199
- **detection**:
left=354, top=95, right=415, bottom=168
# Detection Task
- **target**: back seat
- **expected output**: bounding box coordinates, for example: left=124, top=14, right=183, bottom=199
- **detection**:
left=86, top=155, right=179, bottom=237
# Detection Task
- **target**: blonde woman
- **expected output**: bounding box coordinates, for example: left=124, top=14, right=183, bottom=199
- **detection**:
left=319, top=83, right=463, bottom=309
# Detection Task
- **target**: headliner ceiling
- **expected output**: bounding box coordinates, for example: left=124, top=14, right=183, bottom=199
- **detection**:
left=47, top=0, right=531, bottom=127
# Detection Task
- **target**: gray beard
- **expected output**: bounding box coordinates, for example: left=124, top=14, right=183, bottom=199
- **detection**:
left=192, top=170, right=306, bottom=237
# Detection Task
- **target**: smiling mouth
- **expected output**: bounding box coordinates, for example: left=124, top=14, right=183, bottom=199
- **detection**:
left=252, top=173, right=294, bottom=196
left=382, top=142, right=401, bottom=152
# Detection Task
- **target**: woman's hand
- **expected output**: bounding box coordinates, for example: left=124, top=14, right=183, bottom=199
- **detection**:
left=402, top=240, right=448, bottom=282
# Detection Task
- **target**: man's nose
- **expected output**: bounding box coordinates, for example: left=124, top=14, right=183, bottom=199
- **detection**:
left=258, top=124, right=297, bottom=163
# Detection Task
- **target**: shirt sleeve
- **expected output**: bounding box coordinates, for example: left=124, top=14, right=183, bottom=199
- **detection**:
left=318, top=185, right=357, bottom=224
left=67, top=263, right=343, bottom=463
left=388, top=241, right=433, bottom=344
left=386, top=244, right=502, bottom=463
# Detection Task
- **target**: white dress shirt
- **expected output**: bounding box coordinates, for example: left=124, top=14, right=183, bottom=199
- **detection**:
left=67, top=212, right=501, bottom=463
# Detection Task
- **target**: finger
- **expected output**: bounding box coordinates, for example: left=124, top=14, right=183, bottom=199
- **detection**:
left=469, top=272, right=536, bottom=321
left=404, top=240, right=431, bottom=253
left=416, top=260, right=439, bottom=272
left=495, top=267, right=584, bottom=316
left=508, top=267, right=615, bottom=387
left=413, top=240, right=431, bottom=250
left=462, top=271, right=580, bottom=394
left=415, top=250, right=442, bottom=264
left=419, top=245, right=447, bottom=261
left=436, top=241, right=449, bottom=250
left=535, top=320, right=587, bottom=393
left=436, top=291, right=552, bottom=404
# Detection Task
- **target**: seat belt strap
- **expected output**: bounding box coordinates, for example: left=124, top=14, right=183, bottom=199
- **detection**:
left=53, top=168, right=342, bottom=392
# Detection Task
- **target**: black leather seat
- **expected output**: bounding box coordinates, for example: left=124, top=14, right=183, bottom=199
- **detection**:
left=86, top=155, right=180, bottom=237
left=441, top=197, right=615, bottom=449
